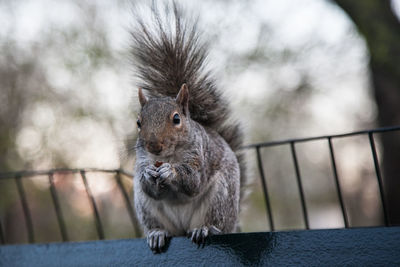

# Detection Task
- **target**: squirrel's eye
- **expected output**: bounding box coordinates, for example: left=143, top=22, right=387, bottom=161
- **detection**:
left=137, top=119, right=141, bottom=129
left=173, top=113, right=181, bottom=125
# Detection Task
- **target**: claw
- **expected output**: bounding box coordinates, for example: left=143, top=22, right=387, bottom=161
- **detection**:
left=209, top=225, right=221, bottom=235
left=190, top=228, right=197, bottom=243
left=187, top=225, right=221, bottom=248
left=154, top=234, right=160, bottom=254
left=158, top=232, right=165, bottom=248
left=200, top=227, right=208, bottom=248
left=195, top=229, right=202, bottom=247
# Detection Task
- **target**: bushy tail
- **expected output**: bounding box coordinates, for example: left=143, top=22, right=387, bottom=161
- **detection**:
left=131, top=2, right=247, bottom=200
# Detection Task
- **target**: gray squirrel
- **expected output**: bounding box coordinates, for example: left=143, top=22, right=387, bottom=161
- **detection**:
left=131, top=3, right=246, bottom=253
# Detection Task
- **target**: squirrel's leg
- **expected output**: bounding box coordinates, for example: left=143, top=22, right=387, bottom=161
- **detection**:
left=135, top=172, right=171, bottom=253
left=187, top=226, right=221, bottom=247
left=187, top=162, right=240, bottom=247
left=135, top=199, right=171, bottom=253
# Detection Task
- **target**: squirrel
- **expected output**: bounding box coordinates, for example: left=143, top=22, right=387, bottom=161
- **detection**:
left=131, top=3, right=246, bottom=253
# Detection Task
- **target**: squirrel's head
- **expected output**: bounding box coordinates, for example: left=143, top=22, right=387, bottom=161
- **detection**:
left=136, top=84, right=190, bottom=157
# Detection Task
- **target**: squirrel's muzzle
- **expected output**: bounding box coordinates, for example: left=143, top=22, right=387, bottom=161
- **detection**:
left=146, top=141, right=163, bottom=155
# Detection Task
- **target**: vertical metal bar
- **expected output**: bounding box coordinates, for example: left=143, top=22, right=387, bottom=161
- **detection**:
left=0, top=217, right=5, bottom=244
left=290, top=142, right=310, bottom=229
left=255, top=146, right=275, bottom=231
left=48, top=173, right=69, bottom=241
left=80, top=171, right=105, bottom=240
left=368, top=132, right=390, bottom=226
left=328, top=137, right=349, bottom=228
left=114, top=171, right=142, bottom=237
left=15, top=175, right=34, bottom=243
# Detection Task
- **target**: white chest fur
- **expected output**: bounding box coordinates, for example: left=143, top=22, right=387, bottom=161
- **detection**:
left=150, top=195, right=211, bottom=236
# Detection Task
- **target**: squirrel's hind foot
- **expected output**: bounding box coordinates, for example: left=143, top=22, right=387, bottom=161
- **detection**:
left=147, top=229, right=171, bottom=254
left=187, top=226, right=221, bottom=248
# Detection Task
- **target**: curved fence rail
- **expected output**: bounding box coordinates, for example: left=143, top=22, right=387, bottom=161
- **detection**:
left=246, top=125, right=400, bottom=231
left=0, top=125, right=399, bottom=245
left=0, top=169, right=139, bottom=245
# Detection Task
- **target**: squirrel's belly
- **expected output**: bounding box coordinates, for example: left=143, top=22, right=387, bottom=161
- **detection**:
left=157, top=198, right=211, bottom=236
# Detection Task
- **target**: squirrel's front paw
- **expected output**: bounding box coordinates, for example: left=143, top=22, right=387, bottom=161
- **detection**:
left=187, top=225, right=221, bottom=248
left=156, top=163, right=175, bottom=180
left=141, top=164, right=170, bottom=199
left=147, top=229, right=170, bottom=254
left=143, top=165, right=159, bottom=183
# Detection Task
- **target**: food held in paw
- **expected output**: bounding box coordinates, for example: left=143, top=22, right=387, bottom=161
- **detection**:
left=155, top=161, right=163, bottom=168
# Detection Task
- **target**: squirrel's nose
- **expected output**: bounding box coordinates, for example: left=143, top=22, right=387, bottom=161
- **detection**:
left=146, top=142, right=163, bottom=155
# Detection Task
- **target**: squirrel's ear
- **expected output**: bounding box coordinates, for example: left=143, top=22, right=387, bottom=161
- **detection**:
left=138, top=88, right=147, bottom=107
left=176, top=84, right=189, bottom=115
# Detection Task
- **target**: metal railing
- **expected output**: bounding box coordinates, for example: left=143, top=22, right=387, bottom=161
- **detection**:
left=0, top=169, right=140, bottom=244
left=245, top=125, right=400, bottom=231
left=0, top=125, right=399, bottom=245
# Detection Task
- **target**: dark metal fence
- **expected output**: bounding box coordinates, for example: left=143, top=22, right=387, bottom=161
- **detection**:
left=245, top=125, right=400, bottom=231
left=0, top=125, right=399, bottom=245
left=0, top=169, right=140, bottom=245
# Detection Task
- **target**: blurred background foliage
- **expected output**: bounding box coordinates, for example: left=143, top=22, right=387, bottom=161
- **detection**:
left=0, top=0, right=399, bottom=244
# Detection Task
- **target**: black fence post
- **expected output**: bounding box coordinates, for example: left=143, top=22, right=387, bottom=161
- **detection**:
left=290, top=142, right=309, bottom=230
left=15, top=174, right=34, bottom=243
left=114, top=171, right=142, bottom=237
left=368, top=133, right=390, bottom=226
left=48, top=173, right=69, bottom=241
left=80, top=171, right=105, bottom=240
left=0, top=217, right=4, bottom=244
left=328, top=137, right=349, bottom=228
left=255, top=146, right=275, bottom=231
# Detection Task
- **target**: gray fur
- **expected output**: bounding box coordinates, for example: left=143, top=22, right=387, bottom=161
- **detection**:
left=131, top=2, right=245, bottom=252
left=134, top=119, right=240, bottom=234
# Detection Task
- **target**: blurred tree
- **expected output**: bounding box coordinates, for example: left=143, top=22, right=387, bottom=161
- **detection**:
left=0, top=0, right=135, bottom=243
left=331, top=0, right=400, bottom=225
